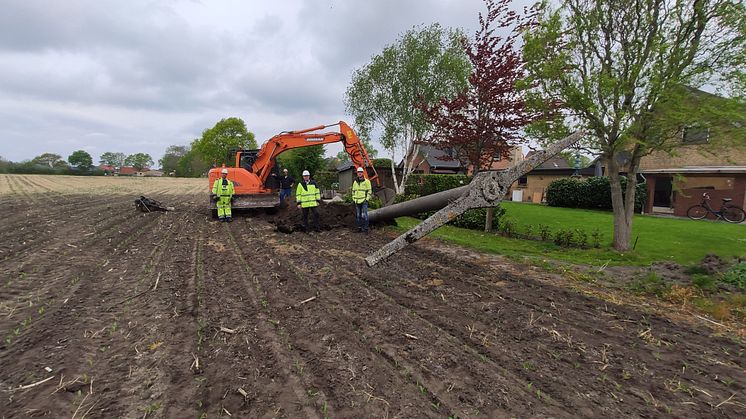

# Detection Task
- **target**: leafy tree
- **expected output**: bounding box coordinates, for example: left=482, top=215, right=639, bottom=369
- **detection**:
left=323, top=156, right=342, bottom=171
left=159, top=145, right=189, bottom=175
left=346, top=24, right=472, bottom=193
left=559, top=151, right=591, bottom=170
left=336, top=137, right=378, bottom=164
left=425, top=0, right=540, bottom=172
left=68, top=150, right=93, bottom=171
left=99, top=152, right=126, bottom=168
left=523, top=0, right=746, bottom=251
left=276, top=145, right=325, bottom=180
left=424, top=0, right=541, bottom=232
left=176, top=148, right=210, bottom=178
left=192, top=117, right=257, bottom=166
left=0, top=156, right=10, bottom=173
left=124, top=153, right=154, bottom=171
left=31, top=153, right=64, bottom=168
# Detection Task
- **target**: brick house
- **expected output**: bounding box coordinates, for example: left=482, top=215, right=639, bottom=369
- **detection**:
left=640, top=136, right=746, bottom=216
left=516, top=153, right=600, bottom=203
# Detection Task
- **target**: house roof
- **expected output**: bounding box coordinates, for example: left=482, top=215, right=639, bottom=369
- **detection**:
left=337, top=161, right=354, bottom=172
left=641, top=166, right=746, bottom=174
left=118, top=167, right=138, bottom=175
left=418, top=145, right=462, bottom=168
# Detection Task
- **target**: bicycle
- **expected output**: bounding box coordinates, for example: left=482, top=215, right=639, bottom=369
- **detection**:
left=686, top=192, right=745, bottom=223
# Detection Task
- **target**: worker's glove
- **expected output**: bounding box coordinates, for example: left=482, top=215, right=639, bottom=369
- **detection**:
left=296, top=204, right=301, bottom=209
left=211, top=194, right=218, bottom=202
left=230, top=196, right=235, bottom=203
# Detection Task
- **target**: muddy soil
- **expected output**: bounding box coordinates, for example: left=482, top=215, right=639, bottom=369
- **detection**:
left=1, top=189, right=744, bottom=418
left=262, top=202, right=358, bottom=233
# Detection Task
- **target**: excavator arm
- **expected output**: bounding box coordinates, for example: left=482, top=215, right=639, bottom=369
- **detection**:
left=250, top=121, right=381, bottom=187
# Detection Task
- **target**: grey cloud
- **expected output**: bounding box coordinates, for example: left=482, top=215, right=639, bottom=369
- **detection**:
left=0, top=0, right=534, bottom=164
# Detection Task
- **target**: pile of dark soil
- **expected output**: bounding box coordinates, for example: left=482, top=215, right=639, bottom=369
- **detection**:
left=700, top=253, right=729, bottom=275
left=265, top=202, right=357, bottom=233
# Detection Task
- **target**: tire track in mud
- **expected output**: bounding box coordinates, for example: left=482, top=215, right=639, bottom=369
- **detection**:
left=159, top=225, right=204, bottom=418
left=90, top=207, right=202, bottom=417
left=258, top=231, right=563, bottom=418
left=205, top=224, right=321, bottom=418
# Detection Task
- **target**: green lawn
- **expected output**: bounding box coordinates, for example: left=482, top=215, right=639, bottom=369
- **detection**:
left=394, top=202, right=746, bottom=266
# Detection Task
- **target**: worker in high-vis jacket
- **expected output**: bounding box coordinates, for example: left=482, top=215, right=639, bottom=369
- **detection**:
left=352, top=166, right=372, bottom=233
left=295, top=170, right=321, bottom=232
left=211, top=168, right=235, bottom=222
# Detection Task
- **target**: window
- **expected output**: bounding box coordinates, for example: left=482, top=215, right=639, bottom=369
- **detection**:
left=518, top=176, right=527, bottom=187
left=682, top=126, right=710, bottom=144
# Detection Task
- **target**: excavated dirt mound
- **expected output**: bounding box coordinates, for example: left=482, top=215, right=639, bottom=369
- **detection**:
left=263, top=202, right=358, bottom=233
left=700, top=253, right=730, bottom=275
left=0, top=184, right=744, bottom=418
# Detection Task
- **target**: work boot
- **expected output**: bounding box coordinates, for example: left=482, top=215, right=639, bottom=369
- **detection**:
left=219, top=218, right=225, bottom=222
left=227, top=217, right=233, bottom=223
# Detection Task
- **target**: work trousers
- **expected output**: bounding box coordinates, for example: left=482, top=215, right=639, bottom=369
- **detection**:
left=279, top=188, right=292, bottom=204
left=302, top=207, right=320, bottom=231
left=355, top=201, right=369, bottom=231
left=217, top=196, right=232, bottom=219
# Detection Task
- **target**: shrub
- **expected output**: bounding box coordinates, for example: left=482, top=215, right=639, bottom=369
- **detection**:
left=691, top=274, right=718, bottom=293
left=720, top=263, right=746, bottom=289
left=545, top=176, right=646, bottom=213
left=538, top=224, right=551, bottom=241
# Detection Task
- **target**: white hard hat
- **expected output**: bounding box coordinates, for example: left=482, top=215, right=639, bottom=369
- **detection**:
left=302, top=170, right=310, bottom=176
left=221, top=168, right=228, bottom=174
left=357, top=167, right=364, bottom=172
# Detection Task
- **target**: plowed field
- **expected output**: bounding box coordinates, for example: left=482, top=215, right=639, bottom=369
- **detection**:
left=1, top=174, right=744, bottom=418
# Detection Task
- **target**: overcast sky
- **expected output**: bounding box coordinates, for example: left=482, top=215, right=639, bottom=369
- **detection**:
left=0, top=0, right=538, bottom=166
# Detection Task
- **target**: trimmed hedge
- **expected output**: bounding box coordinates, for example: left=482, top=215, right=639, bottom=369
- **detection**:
left=404, top=174, right=471, bottom=196
left=546, top=176, right=647, bottom=213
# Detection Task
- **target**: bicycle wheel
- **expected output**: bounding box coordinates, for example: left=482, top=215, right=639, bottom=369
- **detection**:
left=722, top=206, right=746, bottom=223
left=687, top=205, right=708, bottom=220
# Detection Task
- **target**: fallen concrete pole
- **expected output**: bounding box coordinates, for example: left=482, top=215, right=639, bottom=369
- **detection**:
left=365, top=132, right=585, bottom=266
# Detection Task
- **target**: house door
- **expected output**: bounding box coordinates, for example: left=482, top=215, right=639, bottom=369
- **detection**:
left=653, top=176, right=673, bottom=209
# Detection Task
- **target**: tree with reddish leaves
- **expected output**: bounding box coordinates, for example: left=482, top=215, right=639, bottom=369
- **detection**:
left=424, top=0, right=539, bottom=174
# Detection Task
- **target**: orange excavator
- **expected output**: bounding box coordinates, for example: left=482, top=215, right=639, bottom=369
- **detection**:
left=208, top=121, right=391, bottom=214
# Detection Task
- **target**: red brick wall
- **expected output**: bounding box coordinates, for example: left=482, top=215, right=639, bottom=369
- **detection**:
left=672, top=176, right=746, bottom=218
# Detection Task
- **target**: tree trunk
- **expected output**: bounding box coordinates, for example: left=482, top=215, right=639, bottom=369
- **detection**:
left=389, top=157, right=401, bottom=194
left=485, top=206, right=494, bottom=232
left=607, top=156, right=632, bottom=251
